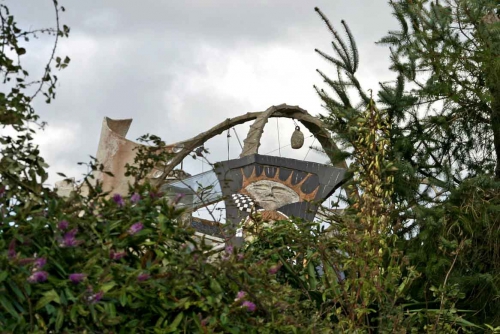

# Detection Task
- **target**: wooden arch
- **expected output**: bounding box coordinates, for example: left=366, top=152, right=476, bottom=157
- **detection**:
left=153, top=104, right=346, bottom=185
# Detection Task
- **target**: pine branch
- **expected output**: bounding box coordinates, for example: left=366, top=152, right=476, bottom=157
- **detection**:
left=315, top=48, right=349, bottom=73
left=316, top=69, right=352, bottom=108
left=314, top=7, right=354, bottom=73
left=341, top=20, right=359, bottom=72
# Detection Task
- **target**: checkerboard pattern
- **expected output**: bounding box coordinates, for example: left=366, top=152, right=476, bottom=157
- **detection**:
left=231, top=193, right=255, bottom=213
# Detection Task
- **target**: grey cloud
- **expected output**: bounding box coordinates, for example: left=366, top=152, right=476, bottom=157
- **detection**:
left=8, top=0, right=398, bottom=184
left=14, top=1, right=395, bottom=45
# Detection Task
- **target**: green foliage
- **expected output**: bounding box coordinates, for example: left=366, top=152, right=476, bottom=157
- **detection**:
left=408, top=175, right=500, bottom=326
left=376, top=0, right=500, bottom=327
left=379, top=0, right=500, bottom=178
left=315, top=1, right=500, bottom=330
left=1, top=181, right=323, bottom=332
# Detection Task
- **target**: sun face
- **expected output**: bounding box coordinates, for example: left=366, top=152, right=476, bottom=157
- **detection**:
left=245, top=180, right=300, bottom=210
left=238, top=165, right=320, bottom=212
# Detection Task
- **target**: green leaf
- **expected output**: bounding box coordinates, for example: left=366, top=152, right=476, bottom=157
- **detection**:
left=12, top=299, right=25, bottom=313
left=101, top=281, right=116, bottom=293
left=35, top=313, right=48, bottom=330
left=127, top=319, right=139, bottom=328
left=64, top=288, right=76, bottom=302
left=453, top=317, right=483, bottom=329
left=307, top=261, right=317, bottom=290
left=55, top=307, right=64, bottom=331
left=0, top=295, right=19, bottom=319
left=90, top=304, right=97, bottom=322
left=103, top=316, right=122, bottom=326
left=167, top=312, right=184, bottom=332
left=0, top=271, right=9, bottom=283
left=156, top=316, right=166, bottom=328
left=220, top=313, right=228, bottom=325
left=109, top=302, right=116, bottom=317
left=210, top=279, right=222, bottom=294
left=77, top=304, right=89, bottom=316
left=119, top=292, right=127, bottom=307
left=70, top=305, right=77, bottom=323
left=35, top=289, right=61, bottom=310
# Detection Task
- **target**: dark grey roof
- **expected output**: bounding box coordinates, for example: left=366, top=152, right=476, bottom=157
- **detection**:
left=191, top=220, right=225, bottom=239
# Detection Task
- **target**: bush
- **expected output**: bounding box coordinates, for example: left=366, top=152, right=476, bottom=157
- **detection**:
left=1, top=181, right=322, bottom=332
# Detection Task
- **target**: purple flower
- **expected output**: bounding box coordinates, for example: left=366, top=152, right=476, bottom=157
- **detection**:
left=34, top=257, right=47, bottom=269
left=149, top=190, right=164, bottom=199
left=130, top=193, right=141, bottom=204
left=28, top=271, right=48, bottom=283
left=128, top=222, right=144, bottom=235
left=57, top=220, right=69, bottom=230
left=112, top=194, right=125, bottom=207
left=59, top=228, right=82, bottom=247
left=8, top=239, right=16, bottom=259
left=237, top=253, right=245, bottom=261
left=235, top=291, right=246, bottom=301
left=67, top=228, right=78, bottom=238
left=87, top=291, right=104, bottom=304
left=110, top=250, right=126, bottom=260
left=268, top=264, right=282, bottom=275
left=225, top=245, right=233, bottom=255
left=69, top=273, right=86, bottom=284
left=137, top=273, right=150, bottom=282
left=173, top=193, right=185, bottom=205
left=242, top=301, right=256, bottom=312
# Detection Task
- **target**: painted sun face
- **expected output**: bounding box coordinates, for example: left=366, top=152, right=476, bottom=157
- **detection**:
left=245, top=180, right=299, bottom=211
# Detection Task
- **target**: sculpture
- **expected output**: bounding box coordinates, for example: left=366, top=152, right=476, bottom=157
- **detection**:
left=214, top=154, right=345, bottom=244
left=66, top=104, right=348, bottom=249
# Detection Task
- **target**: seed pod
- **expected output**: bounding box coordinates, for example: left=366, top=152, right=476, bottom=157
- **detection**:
left=291, top=126, right=304, bottom=149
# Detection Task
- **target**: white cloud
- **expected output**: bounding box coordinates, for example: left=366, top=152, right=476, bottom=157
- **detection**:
left=32, top=123, right=84, bottom=185
left=9, top=0, right=399, bottom=184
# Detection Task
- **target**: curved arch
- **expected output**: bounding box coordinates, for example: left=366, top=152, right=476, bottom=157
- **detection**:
left=152, top=104, right=347, bottom=186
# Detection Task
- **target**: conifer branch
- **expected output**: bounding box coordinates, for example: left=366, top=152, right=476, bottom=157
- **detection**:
left=341, top=20, right=359, bottom=72
left=314, top=7, right=353, bottom=73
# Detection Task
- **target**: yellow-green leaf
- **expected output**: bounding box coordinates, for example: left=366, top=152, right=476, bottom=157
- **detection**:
left=35, top=289, right=61, bottom=310
left=101, top=281, right=116, bottom=293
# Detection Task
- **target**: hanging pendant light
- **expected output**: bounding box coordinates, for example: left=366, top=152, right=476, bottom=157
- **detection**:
left=291, top=125, right=304, bottom=149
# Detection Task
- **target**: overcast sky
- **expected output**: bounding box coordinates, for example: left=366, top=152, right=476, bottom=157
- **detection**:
left=10, top=0, right=398, bottom=185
